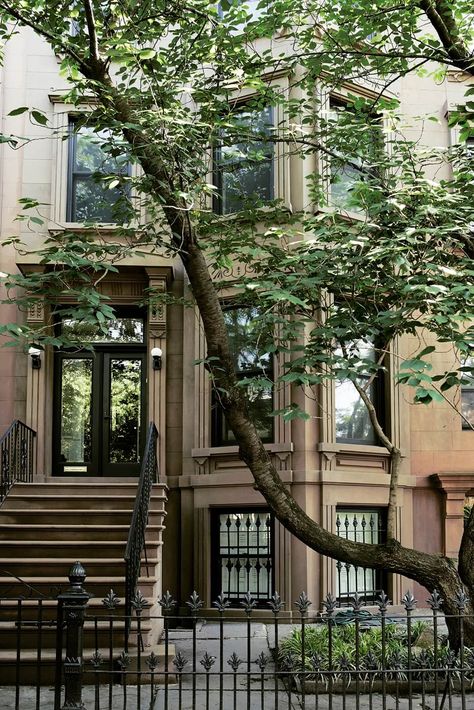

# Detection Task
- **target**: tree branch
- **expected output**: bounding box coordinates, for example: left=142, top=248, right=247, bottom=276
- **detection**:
left=0, top=1, right=87, bottom=71
left=83, top=0, right=100, bottom=63
left=419, top=0, right=474, bottom=75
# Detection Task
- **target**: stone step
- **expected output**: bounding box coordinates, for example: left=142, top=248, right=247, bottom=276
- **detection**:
left=0, top=575, right=158, bottom=598
left=0, top=540, right=159, bottom=558
left=0, top=524, right=164, bottom=541
left=0, top=509, right=165, bottom=526
left=11, top=482, right=141, bottom=496
left=2, top=494, right=166, bottom=511
left=0, top=643, right=173, bottom=686
left=0, top=618, right=153, bottom=650
left=0, top=557, right=160, bottom=578
left=0, top=597, right=134, bottom=621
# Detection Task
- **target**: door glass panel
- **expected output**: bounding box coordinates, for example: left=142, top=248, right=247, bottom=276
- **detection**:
left=109, top=358, right=142, bottom=463
left=60, top=359, right=92, bottom=463
left=62, top=317, right=144, bottom=343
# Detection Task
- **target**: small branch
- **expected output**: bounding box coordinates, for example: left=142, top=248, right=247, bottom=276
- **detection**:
left=419, top=0, right=474, bottom=75
left=0, top=1, right=87, bottom=70
left=353, top=378, right=401, bottom=539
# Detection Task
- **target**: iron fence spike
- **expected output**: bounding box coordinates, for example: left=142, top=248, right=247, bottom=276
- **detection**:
left=427, top=588, right=443, bottom=610
left=186, top=590, right=204, bottom=614
left=295, top=591, right=312, bottom=615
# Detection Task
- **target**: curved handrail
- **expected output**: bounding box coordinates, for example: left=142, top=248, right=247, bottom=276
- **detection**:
left=123, top=422, right=159, bottom=644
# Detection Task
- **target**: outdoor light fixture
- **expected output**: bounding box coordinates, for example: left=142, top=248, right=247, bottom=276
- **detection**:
left=28, top=346, right=42, bottom=370
left=151, top=346, right=163, bottom=370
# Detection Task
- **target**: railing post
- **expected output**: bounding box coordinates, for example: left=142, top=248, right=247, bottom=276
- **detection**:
left=57, top=562, right=90, bottom=710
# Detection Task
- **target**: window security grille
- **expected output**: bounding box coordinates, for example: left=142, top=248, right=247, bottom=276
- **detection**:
left=212, top=510, right=274, bottom=606
left=335, top=509, right=386, bottom=605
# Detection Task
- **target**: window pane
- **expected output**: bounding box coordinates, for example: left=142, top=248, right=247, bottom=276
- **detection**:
left=221, top=159, right=273, bottom=214
left=216, top=106, right=273, bottom=214
left=73, top=126, right=124, bottom=173
left=330, top=162, right=360, bottom=209
left=72, top=176, right=126, bottom=223
left=461, top=356, right=474, bottom=429
left=224, top=307, right=271, bottom=372
left=219, top=382, right=273, bottom=443
left=68, top=123, right=129, bottom=222
left=335, top=378, right=376, bottom=443
left=335, top=340, right=379, bottom=444
left=60, top=359, right=92, bottom=463
left=215, top=306, right=273, bottom=444
left=109, top=358, right=142, bottom=464
left=61, top=317, right=144, bottom=344
left=462, top=389, right=474, bottom=429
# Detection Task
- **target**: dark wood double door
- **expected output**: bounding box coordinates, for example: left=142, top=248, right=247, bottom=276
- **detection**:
left=53, top=348, right=146, bottom=476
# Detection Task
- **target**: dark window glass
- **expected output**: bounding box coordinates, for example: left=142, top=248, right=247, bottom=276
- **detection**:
left=212, top=509, right=274, bottom=606
left=462, top=356, right=474, bottom=429
left=213, top=306, right=274, bottom=445
left=335, top=508, right=386, bottom=604
left=328, top=98, right=380, bottom=211
left=335, top=341, right=382, bottom=445
left=214, top=106, right=274, bottom=214
left=67, top=121, right=130, bottom=223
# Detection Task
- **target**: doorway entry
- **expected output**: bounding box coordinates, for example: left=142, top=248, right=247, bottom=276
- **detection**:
left=53, top=310, right=147, bottom=476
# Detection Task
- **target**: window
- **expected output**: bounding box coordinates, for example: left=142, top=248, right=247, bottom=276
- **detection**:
left=67, top=120, right=130, bottom=223
left=335, top=341, right=383, bottom=445
left=327, top=97, right=381, bottom=211
left=211, top=509, right=274, bottom=605
left=213, top=105, right=274, bottom=214
left=461, top=356, right=474, bottom=429
left=335, top=508, right=386, bottom=604
left=212, top=306, right=274, bottom=445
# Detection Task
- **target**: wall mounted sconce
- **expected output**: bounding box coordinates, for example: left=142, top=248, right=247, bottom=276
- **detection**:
left=151, top=346, right=163, bottom=371
left=28, top=346, right=42, bottom=370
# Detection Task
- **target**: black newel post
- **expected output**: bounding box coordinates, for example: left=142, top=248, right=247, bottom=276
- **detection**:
left=57, top=562, right=90, bottom=710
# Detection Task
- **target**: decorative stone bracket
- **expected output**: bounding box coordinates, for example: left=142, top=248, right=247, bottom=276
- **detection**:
left=432, top=472, right=474, bottom=559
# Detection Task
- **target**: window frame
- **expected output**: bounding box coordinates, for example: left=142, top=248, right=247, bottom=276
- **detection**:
left=211, top=303, right=275, bottom=446
left=212, top=103, right=275, bottom=215
left=66, top=117, right=131, bottom=224
left=210, top=507, right=275, bottom=607
left=461, top=355, right=474, bottom=430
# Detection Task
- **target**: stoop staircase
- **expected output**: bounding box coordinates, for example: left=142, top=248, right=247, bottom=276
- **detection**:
left=0, top=479, right=167, bottom=683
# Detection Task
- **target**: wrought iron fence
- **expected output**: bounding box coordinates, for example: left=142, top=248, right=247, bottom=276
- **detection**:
left=0, top=420, right=36, bottom=503
left=124, top=421, right=158, bottom=643
left=1, top=563, right=474, bottom=710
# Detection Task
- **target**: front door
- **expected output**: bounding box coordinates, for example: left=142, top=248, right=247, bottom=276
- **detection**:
left=53, top=312, right=147, bottom=476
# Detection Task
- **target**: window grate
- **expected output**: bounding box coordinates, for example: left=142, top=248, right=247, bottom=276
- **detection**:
left=335, top=509, right=387, bottom=605
left=212, top=509, right=274, bottom=606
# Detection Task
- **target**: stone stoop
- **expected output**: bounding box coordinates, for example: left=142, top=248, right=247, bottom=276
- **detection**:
left=0, top=479, right=167, bottom=684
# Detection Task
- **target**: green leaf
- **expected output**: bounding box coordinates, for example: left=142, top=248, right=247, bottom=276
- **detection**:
left=8, top=107, right=28, bottom=116
left=31, top=110, right=48, bottom=126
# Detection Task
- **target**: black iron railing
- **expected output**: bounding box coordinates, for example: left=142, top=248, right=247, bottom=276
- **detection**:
left=0, top=420, right=36, bottom=503
left=124, top=422, right=159, bottom=642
